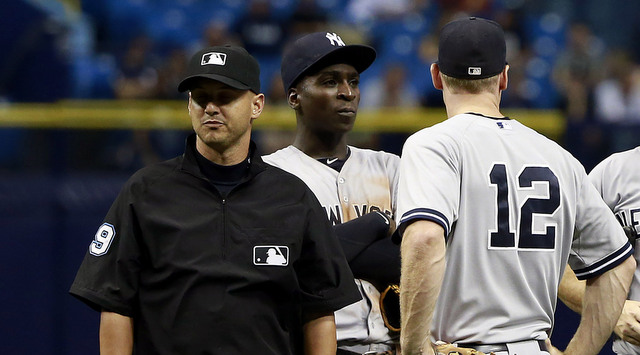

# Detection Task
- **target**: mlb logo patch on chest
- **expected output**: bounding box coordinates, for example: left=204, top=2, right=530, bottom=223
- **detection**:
left=254, top=246, right=289, bottom=266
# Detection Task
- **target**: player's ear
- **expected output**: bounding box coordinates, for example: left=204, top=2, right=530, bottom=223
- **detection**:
left=499, top=65, right=509, bottom=91
left=287, top=88, right=300, bottom=110
left=430, top=63, right=443, bottom=90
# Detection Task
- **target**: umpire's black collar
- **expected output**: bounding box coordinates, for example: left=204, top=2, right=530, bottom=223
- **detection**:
left=179, top=133, right=267, bottom=180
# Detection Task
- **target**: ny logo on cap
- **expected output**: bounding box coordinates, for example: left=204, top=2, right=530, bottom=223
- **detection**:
left=201, top=52, right=227, bottom=66
left=468, top=67, right=482, bottom=76
left=326, top=32, right=345, bottom=47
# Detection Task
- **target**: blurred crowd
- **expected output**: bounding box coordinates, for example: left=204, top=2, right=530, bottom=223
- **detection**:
left=1, top=0, right=640, bottom=172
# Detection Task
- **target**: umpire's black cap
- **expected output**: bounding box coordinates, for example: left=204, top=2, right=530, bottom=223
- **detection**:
left=281, top=32, right=376, bottom=91
left=178, top=45, right=260, bottom=93
left=437, top=17, right=507, bottom=80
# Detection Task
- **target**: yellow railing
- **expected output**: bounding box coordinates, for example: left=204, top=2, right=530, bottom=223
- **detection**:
left=0, top=100, right=566, bottom=140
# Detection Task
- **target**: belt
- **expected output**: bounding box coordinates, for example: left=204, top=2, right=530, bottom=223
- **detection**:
left=457, top=339, right=547, bottom=353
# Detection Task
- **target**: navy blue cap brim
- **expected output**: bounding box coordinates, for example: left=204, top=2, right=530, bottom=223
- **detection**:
left=288, top=44, right=376, bottom=90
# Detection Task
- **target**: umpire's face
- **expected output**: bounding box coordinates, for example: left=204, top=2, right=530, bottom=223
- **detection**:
left=290, top=63, right=360, bottom=134
left=188, top=79, right=264, bottom=155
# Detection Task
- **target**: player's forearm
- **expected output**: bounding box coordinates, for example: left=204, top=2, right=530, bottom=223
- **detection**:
left=564, top=256, right=635, bottom=355
left=100, top=311, right=134, bottom=355
left=558, top=266, right=586, bottom=314
left=302, top=312, right=336, bottom=355
left=400, top=221, right=446, bottom=355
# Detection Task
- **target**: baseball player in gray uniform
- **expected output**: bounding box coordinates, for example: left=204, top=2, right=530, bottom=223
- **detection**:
left=395, top=17, right=635, bottom=355
left=263, top=32, right=400, bottom=354
left=559, top=146, right=640, bottom=354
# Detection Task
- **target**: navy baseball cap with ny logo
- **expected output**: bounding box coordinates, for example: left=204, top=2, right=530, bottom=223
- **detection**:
left=281, top=31, right=377, bottom=91
left=178, top=45, right=261, bottom=93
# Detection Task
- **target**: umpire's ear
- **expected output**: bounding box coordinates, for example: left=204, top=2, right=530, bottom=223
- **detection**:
left=287, top=88, right=300, bottom=110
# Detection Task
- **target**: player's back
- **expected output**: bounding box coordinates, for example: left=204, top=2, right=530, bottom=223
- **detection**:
left=398, top=113, right=621, bottom=344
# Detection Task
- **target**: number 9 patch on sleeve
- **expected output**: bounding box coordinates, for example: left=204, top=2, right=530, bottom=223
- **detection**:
left=89, top=223, right=116, bottom=256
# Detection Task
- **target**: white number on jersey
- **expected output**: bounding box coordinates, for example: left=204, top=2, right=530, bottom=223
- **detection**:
left=489, top=164, right=559, bottom=249
left=89, top=223, right=116, bottom=256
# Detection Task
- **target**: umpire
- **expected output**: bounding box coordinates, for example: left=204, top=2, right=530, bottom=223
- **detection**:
left=69, top=45, right=360, bottom=354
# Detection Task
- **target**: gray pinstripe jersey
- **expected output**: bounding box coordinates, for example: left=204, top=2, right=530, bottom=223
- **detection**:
left=263, top=145, right=399, bottom=349
left=589, top=147, right=640, bottom=354
left=397, top=113, right=632, bottom=344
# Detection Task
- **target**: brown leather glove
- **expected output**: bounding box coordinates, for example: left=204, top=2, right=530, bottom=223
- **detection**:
left=380, top=284, right=401, bottom=332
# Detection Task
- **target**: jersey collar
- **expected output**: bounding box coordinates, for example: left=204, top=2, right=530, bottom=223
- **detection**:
left=180, top=134, right=267, bottom=180
left=465, top=112, right=510, bottom=120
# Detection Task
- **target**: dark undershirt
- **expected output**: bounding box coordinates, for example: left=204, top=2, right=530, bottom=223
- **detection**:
left=315, top=147, right=351, bottom=172
left=195, top=150, right=249, bottom=197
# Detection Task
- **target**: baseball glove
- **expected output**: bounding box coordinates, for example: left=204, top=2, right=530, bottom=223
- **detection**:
left=432, top=341, right=490, bottom=355
left=380, top=284, right=401, bottom=332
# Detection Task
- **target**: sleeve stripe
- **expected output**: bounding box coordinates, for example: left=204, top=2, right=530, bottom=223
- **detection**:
left=573, top=242, right=634, bottom=280
left=400, top=208, right=450, bottom=236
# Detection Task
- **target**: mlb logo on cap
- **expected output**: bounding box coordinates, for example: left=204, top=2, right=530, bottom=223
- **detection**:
left=201, top=52, right=227, bottom=66
left=177, top=45, right=261, bottom=93
left=468, top=67, right=481, bottom=76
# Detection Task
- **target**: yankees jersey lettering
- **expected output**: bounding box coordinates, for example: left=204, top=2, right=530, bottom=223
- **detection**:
left=397, top=113, right=632, bottom=344
left=588, top=147, right=640, bottom=354
left=263, top=145, right=399, bottom=349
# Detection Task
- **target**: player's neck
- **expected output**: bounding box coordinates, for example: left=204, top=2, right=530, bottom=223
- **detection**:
left=292, top=130, right=348, bottom=159
left=444, top=92, right=503, bottom=118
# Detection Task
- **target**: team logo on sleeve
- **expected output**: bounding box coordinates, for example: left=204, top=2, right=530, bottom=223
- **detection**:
left=253, top=246, right=289, bottom=266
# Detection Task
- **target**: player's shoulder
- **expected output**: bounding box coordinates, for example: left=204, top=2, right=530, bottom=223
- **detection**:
left=349, top=145, right=400, bottom=160
left=602, top=146, right=640, bottom=166
left=404, top=117, right=463, bottom=148
left=262, top=145, right=301, bottom=167
left=590, top=146, right=640, bottom=177
left=348, top=146, right=400, bottom=168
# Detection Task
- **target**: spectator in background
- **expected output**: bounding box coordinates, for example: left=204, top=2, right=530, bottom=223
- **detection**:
left=593, top=50, right=640, bottom=123
left=552, top=22, right=607, bottom=171
left=359, top=62, right=418, bottom=155
left=552, top=22, right=604, bottom=122
left=289, top=0, right=329, bottom=36
left=111, top=35, right=162, bottom=169
left=235, top=0, right=287, bottom=61
left=416, top=33, right=443, bottom=108
left=360, top=63, right=419, bottom=109
left=113, top=35, right=158, bottom=100
left=199, top=20, right=241, bottom=48
left=346, top=0, right=413, bottom=25
left=593, top=49, right=640, bottom=153
left=155, top=47, right=188, bottom=100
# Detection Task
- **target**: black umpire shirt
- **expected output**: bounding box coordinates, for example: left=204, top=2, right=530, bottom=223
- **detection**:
left=70, top=134, right=360, bottom=354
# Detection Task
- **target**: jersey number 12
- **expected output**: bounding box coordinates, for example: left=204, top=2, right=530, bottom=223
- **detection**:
left=489, top=164, right=560, bottom=249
